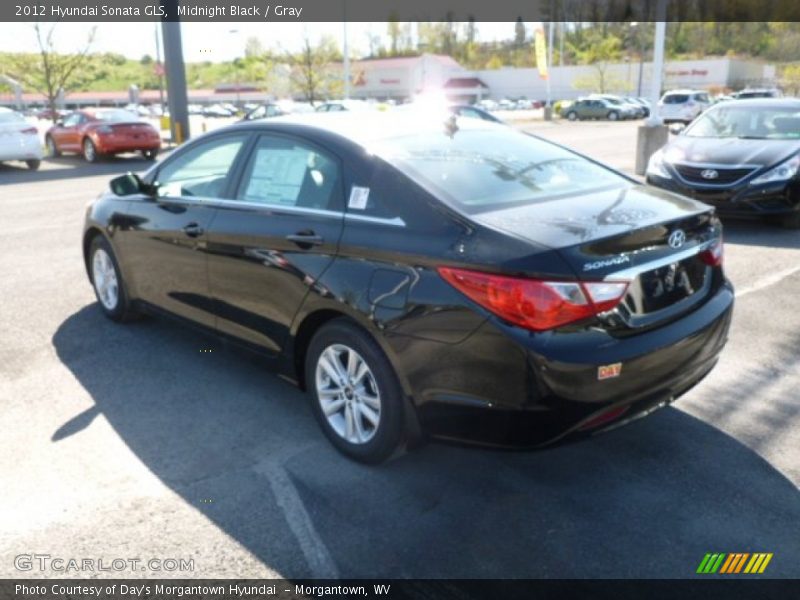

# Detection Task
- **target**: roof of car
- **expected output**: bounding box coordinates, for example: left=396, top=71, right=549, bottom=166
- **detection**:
left=711, top=97, right=800, bottom=108
left=233, top=110, right=504, bottom=147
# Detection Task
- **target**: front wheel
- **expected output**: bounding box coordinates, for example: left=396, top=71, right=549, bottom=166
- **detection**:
left=46, top=135, right=60, bottom=157
left=25, top=159, right=41, bottom=170
left=89, top=236, right=137, bottom=322
left=608, top=111, right=619, bottom=121
left=305, top=319, right=406, bottom=464
left=566, top=111, right=577, bottom=121
left=83, top=138, right=99, bottom=162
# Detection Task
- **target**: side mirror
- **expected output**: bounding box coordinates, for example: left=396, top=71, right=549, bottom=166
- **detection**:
left=55, top=119, right=64, bottom=127
left=110, top=173, right=152, bottom=196
left=669, top=123, right=686, bottom=135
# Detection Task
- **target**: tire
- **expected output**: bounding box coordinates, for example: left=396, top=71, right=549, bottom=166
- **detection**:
left=83, top=137, right=99, bottom=162
left=26, top=159, right=41, bottom=170
left=305, top=318, right=406, bottom=464
left=46, top=135, right=60, bottom=157
left=608, top=111, right=619, bottom=121
left=566, top=111, right=577, bottom=121
left=141, top=148, right=158, bottom=161
left=88, top=236, right=137, bottom=322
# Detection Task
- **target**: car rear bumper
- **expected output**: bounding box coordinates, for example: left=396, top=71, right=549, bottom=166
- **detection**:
left=95, top=137, right=160, bottom=154
left=0, top=137, right=43, bottom=161
left=647, top=175, right=800, bottom=217
left=401, top=280, right=734, bottom=448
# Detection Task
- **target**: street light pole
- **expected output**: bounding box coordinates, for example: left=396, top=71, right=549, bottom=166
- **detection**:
left=229, top=29, right=241, bottom=106
left=342, top=1, right=350, bottom=99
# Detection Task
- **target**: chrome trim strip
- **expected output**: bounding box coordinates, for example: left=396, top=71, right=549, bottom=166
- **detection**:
left=603, top=241, right=711, bottom=282
left=163, top=196, right=406, bottom=227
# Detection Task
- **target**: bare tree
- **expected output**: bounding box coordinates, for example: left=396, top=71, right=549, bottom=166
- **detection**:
left=9, top=24, right=96, bottom=123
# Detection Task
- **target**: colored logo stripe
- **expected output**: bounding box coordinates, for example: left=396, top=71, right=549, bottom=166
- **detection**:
left=697, top=553, right=773, bottom=574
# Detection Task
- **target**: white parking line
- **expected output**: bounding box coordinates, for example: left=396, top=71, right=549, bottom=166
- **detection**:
left=254, top=452, right=339, bottom=578
left=735, top=265, right=800, bottom=298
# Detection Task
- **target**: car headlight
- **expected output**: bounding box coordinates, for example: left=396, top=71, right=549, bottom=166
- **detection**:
left=647, top=149, right=672, bottom=179
left=750, top=155, right=800, bottom=186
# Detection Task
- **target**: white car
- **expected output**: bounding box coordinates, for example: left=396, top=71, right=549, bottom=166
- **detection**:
left=0, top=107, right=43, bottom=170
left=657, top=90, right=711, bottom=124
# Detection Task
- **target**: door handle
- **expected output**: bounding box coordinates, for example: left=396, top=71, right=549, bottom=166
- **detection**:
left=183, top=222, right=204, bottom=238
left=286, top=231, right=324, bottom=248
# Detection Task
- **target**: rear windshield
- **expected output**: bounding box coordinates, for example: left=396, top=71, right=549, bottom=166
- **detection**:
left=663, top=94, right=689, bottom=104
left=373, top=127, right=627, bottom=213
left=0, top=111, right=24, bottom=123
left=92, top=109, right=139, bottom=122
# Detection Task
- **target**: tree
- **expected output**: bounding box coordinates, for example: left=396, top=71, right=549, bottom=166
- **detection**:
left=387, top=18, right=401, bottom=55
left=569, top=30, right=623, bottom=93
left=287, top=35, right=342, bottom=104
left=8, top=24, right=97, bottom=123
left=781, top=64, right=800, bottom=96
left=245, top=36, right=264, bottom=59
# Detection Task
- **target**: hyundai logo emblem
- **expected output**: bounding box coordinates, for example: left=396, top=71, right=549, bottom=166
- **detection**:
left=668, top=229, right=687, bottom=249
left=700, top=169, right=719, bottom=179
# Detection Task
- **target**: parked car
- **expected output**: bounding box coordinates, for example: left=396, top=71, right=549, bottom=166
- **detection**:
left=590, top=94, right=645, bottom=118
left=448, top=104, right=505, bottom=124
left=45, top=109, right=161, bottom=162
left=241, top=103, right=286, bottom=121
left=733, top=88, right=782, bottom=100
left=0, top=107, right=43, bottom=170
left=647, top=98, right=800, bottom=228
left=561, top=98, right=635, bottom=121
left=625, top=96, right=651, bottom=117
left=315, top=99, right=375, bottom=112
left=203, top=104, right=235, bottom=118
left=657, top=90, right=711, bottom=124
left=477, top=99, right=498, bottom=111
left=84, top=112, right=731, bottom=463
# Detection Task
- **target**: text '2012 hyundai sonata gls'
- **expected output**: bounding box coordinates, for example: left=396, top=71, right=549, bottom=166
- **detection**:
left=83, top=113, right=733, bottom=463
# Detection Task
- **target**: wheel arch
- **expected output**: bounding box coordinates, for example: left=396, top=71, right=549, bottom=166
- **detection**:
left=82, top=227, right=105, bottom=280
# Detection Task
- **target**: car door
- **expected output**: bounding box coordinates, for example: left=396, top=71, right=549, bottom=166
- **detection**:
left=119, top=132, right=252, bottom=328
left=206, top=133, right=346, bottom=354
left=52, top=112, right=84, bottom=151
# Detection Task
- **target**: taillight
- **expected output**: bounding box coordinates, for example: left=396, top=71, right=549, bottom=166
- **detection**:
left=20, top=127, right=38, bottom=135
left=438, top=267, right=629, bottom=332
left=700, top=237, right=724, bottom=267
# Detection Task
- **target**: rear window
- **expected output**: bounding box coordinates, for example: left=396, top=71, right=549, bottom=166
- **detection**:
left=693, top=93, right=710, bottom=103
left=663, top=94, right=689, bottom=104
left=373, top=127, right=627, bottom=213
left=0, top=111, right=24, bottom=123
left=92, top=109, right=139, bottom=122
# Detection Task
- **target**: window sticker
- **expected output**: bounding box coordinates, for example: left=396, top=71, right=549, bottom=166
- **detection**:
left=348, top=186, right=370, bottom=210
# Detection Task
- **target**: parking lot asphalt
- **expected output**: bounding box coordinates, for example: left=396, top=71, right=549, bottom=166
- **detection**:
left=1, top=119, right=799, bottom=579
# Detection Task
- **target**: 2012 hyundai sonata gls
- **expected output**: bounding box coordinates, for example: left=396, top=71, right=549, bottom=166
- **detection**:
left=83, top=113, right=733, bottom=463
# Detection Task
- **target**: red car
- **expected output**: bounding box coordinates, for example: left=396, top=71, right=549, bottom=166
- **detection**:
left=45, top=108, right=161, bottom=162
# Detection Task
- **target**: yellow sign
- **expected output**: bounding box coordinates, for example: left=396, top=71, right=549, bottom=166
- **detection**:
left=534, top=26, right=548, bottom=80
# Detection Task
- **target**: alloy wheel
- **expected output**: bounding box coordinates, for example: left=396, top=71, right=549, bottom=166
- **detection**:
left=92, top=248, right=119, bottom=310
left=315, top=344, right=381, bottom=445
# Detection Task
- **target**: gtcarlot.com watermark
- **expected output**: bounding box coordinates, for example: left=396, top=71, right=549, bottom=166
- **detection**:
left=14, top=553, right=195, bottom=573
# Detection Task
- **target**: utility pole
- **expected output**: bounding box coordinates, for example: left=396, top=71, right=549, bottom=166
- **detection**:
left=154, top=24, right=165, bottom=112
left=160, top=0, right=190, bottom=144
left=343, top=21, right=350, bottom=99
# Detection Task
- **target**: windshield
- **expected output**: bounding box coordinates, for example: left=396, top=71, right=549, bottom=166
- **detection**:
left=373, top=127, right=628, bottom=213
left=0, top=111, right=24, bottom=124
left=685, top=105, right=800, bottom=140
left=93, top=109, right=140, bottom=122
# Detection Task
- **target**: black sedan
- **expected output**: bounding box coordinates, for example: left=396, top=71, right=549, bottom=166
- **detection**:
left=84, top=113, right=732, bottom=463
left=647, top=98, right=800, bottom=228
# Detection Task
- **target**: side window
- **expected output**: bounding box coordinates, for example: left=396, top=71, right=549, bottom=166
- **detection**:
left=62, top=113, right=81, bottom=127
left=236, top=135, right=343, bottom=211
left=156, top=134, right=248, bottom=199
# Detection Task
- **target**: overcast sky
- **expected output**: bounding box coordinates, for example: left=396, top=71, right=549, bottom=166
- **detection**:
left=0, top=22, right=525, bottom=62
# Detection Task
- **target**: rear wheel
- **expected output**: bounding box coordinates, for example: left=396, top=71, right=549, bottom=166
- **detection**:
left=89, top=236, right=137, bottom=322
left=25, top=159, right=41, bottom=170
left=305, top=319, right=406, bottom=464
left=46, top=135, right=60, bottom=157
left=566, top=111, right=577, bottom=121
left=141, top=148, right=158, bottom=161
left=83, top=138, right=99, bottom=162
left=608, top=111, right=619, bottom=121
